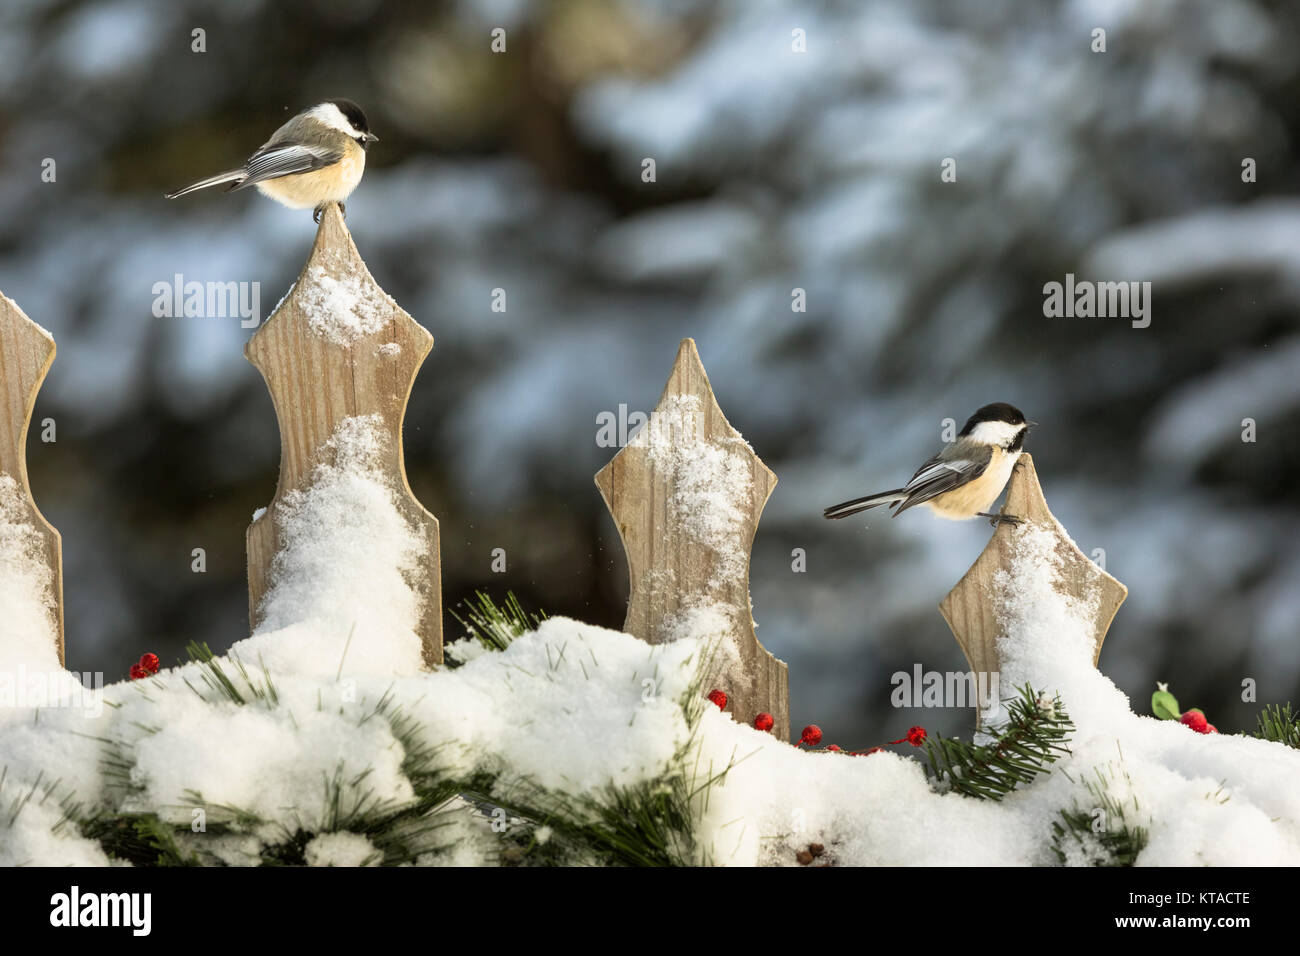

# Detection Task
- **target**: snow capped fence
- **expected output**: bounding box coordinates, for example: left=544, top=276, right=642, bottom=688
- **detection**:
left=942, top=455, right=1129, bottom=720
left=0, top=204, right=1129, bottom=743
left=596, top=339, right=790, bottom=740
left=0, top=294, right=64, bottom=666
left=244, top=205, right=444, bottom=667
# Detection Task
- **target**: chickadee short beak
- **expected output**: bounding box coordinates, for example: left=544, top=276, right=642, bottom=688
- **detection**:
left=1026, top=420, right=1039, bottom=429
left=364, top=132, right=379, bottom=143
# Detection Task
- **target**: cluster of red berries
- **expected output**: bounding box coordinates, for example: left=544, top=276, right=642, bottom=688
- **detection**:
left=129, top=653, right=160, bottom=680
left=1180, top=709, right=1218, bottom=734
left=705, top=689, right=926, bottom=755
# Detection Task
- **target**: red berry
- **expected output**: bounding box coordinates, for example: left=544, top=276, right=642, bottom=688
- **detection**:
left=129, top=663, right=146, bottom=680
left=798, top=724, right=823, bottom=746
left=889, top=726, right=928, bottom=747
left=139, top=653, right=160, bottom=675
left=827, top=744, right=842, bottom=752
left=1206, top=724, right=1218, bottom=734
left=753, top=713, right=775, bottom=732
left=1180, top=710, right=1208, bottom=733
left=860, top=747, right=884, bottom=756
left=707, top=689, right=727, bottom=710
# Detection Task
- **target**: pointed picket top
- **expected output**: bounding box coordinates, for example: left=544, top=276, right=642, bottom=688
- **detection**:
left=939, top=454, right=1126, bottom=710
left=595, top=339, right=789, bottom=740
left=0, top=293, right=64, bottom=665
left=245, top=202, right=442, bottom=666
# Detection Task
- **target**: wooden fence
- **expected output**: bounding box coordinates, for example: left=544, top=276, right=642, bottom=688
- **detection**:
left=0, top=204, right=1129, bottom=740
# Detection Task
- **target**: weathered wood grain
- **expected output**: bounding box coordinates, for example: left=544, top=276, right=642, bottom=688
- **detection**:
left=245, top=202, right=442, bottom=666
left=596, top=338, right=789, bottom=740
left=939, top=453, right=1126, bottom=716
left=0, top=292, right=64, bottom=665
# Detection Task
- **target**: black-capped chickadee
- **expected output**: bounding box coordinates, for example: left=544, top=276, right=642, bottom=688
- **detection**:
left=164, top=99, right=378, bottom=221
left=824, top=403, right=1035, bottom=526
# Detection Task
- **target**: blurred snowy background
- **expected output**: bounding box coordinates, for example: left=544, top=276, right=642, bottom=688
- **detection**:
left=1, top=0, right=1297, bottom=744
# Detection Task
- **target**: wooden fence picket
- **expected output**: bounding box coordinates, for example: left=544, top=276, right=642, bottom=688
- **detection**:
left=2, top=234, right=1128, bottom=733
left=940, top=453, right=1127, bottom=717
left=245, top=203, right=443, bottom=666
left=0, top=292, right=64, bottom=665
left=595, top=338, right=790, bottom=740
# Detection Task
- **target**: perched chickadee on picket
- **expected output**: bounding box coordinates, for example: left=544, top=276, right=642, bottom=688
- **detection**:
left=824, top=403, right=1035, bottom=526
left=164, top=99, right=378, bottom=221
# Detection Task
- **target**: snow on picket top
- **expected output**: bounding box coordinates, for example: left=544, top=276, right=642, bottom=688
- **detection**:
left=629, top=393, right=754, bottom=586
left=2, top=415, right=1299, bottom=864
left=296, top=264, right=395, bottom=344
left=622, top=391, right=756, bottom=688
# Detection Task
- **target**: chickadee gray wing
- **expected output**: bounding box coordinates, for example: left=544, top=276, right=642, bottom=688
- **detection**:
left=226, top=143, right=343, bottom=192
left=890, top=444, right=992, bottom=517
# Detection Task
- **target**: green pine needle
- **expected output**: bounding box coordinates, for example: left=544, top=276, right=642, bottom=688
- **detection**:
left=183, top=641, right=278, bottom=706
left=1254, top=703, right=1300, bottom=749
left=923, top=685, right=1074, bottom=801
left=449, top=591, right=546, bottom=659
left=1051, top=761, right=1149, bottom=866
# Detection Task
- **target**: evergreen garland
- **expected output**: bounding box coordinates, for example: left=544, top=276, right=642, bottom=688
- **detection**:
left=922, top=685, right=1073, bottom=800
left=66, top=593, right=746, bottom=867
left=32, top=598, right=1298, bottom=866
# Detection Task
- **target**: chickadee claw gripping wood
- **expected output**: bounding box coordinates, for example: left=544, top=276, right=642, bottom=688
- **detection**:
left=980, top=512, right=1024, bottom=528
left=165, top=99, right=377, bottom=219
left=824, top=403, right=1035, bottom=525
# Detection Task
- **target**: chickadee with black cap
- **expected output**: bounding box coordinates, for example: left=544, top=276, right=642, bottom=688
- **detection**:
left=824, top=403, right=1036, bottom=526
left=164, top=99, right=378, bottom=222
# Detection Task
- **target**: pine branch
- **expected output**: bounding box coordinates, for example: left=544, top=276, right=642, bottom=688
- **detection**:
left=1051, top=761, right=1149, bottom=866
left=455, top=635, right=748, bottom=867
left=449, top=590, right=546, bottom=658
left=70, top=605, right=754, bottom=868
left=81, top=813, right=202, bottom=866
left=0, top=769, right=86, bottom=862
left=1254, top=703, right=1300, bottom=749
left=923, top=685, right=1073, bottom=800
left=183, top=641, right=278, bottom=706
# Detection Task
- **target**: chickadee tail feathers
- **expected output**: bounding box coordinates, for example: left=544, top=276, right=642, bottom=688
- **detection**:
left=164, top=170, right=246, bottom=199
left=823, top=490, right=907, bottom=520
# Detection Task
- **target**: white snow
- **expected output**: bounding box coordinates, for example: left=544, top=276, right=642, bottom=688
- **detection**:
left=0, top=473, right=92, bottom=710
left=121, top=691, right=416, bottom=830
left=238, top=414, right=428, bottom=679
left=294, top=265, right=394, bottom=344
left=0, top=474, right=60, bottom=670
left=620, top=391, right=758, bottom=693
left=303, top=831, right=380, bottom=866
left=627, top=392, right=756, bottom=601
left=1, top=418, right=1298, bottom=866
left=0, top=776, right=111, bottom=867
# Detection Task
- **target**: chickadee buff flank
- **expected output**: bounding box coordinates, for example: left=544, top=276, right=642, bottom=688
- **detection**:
left=824, top=403, right=1035, bottom=526
left=164, top=99, right=378, bottom=221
